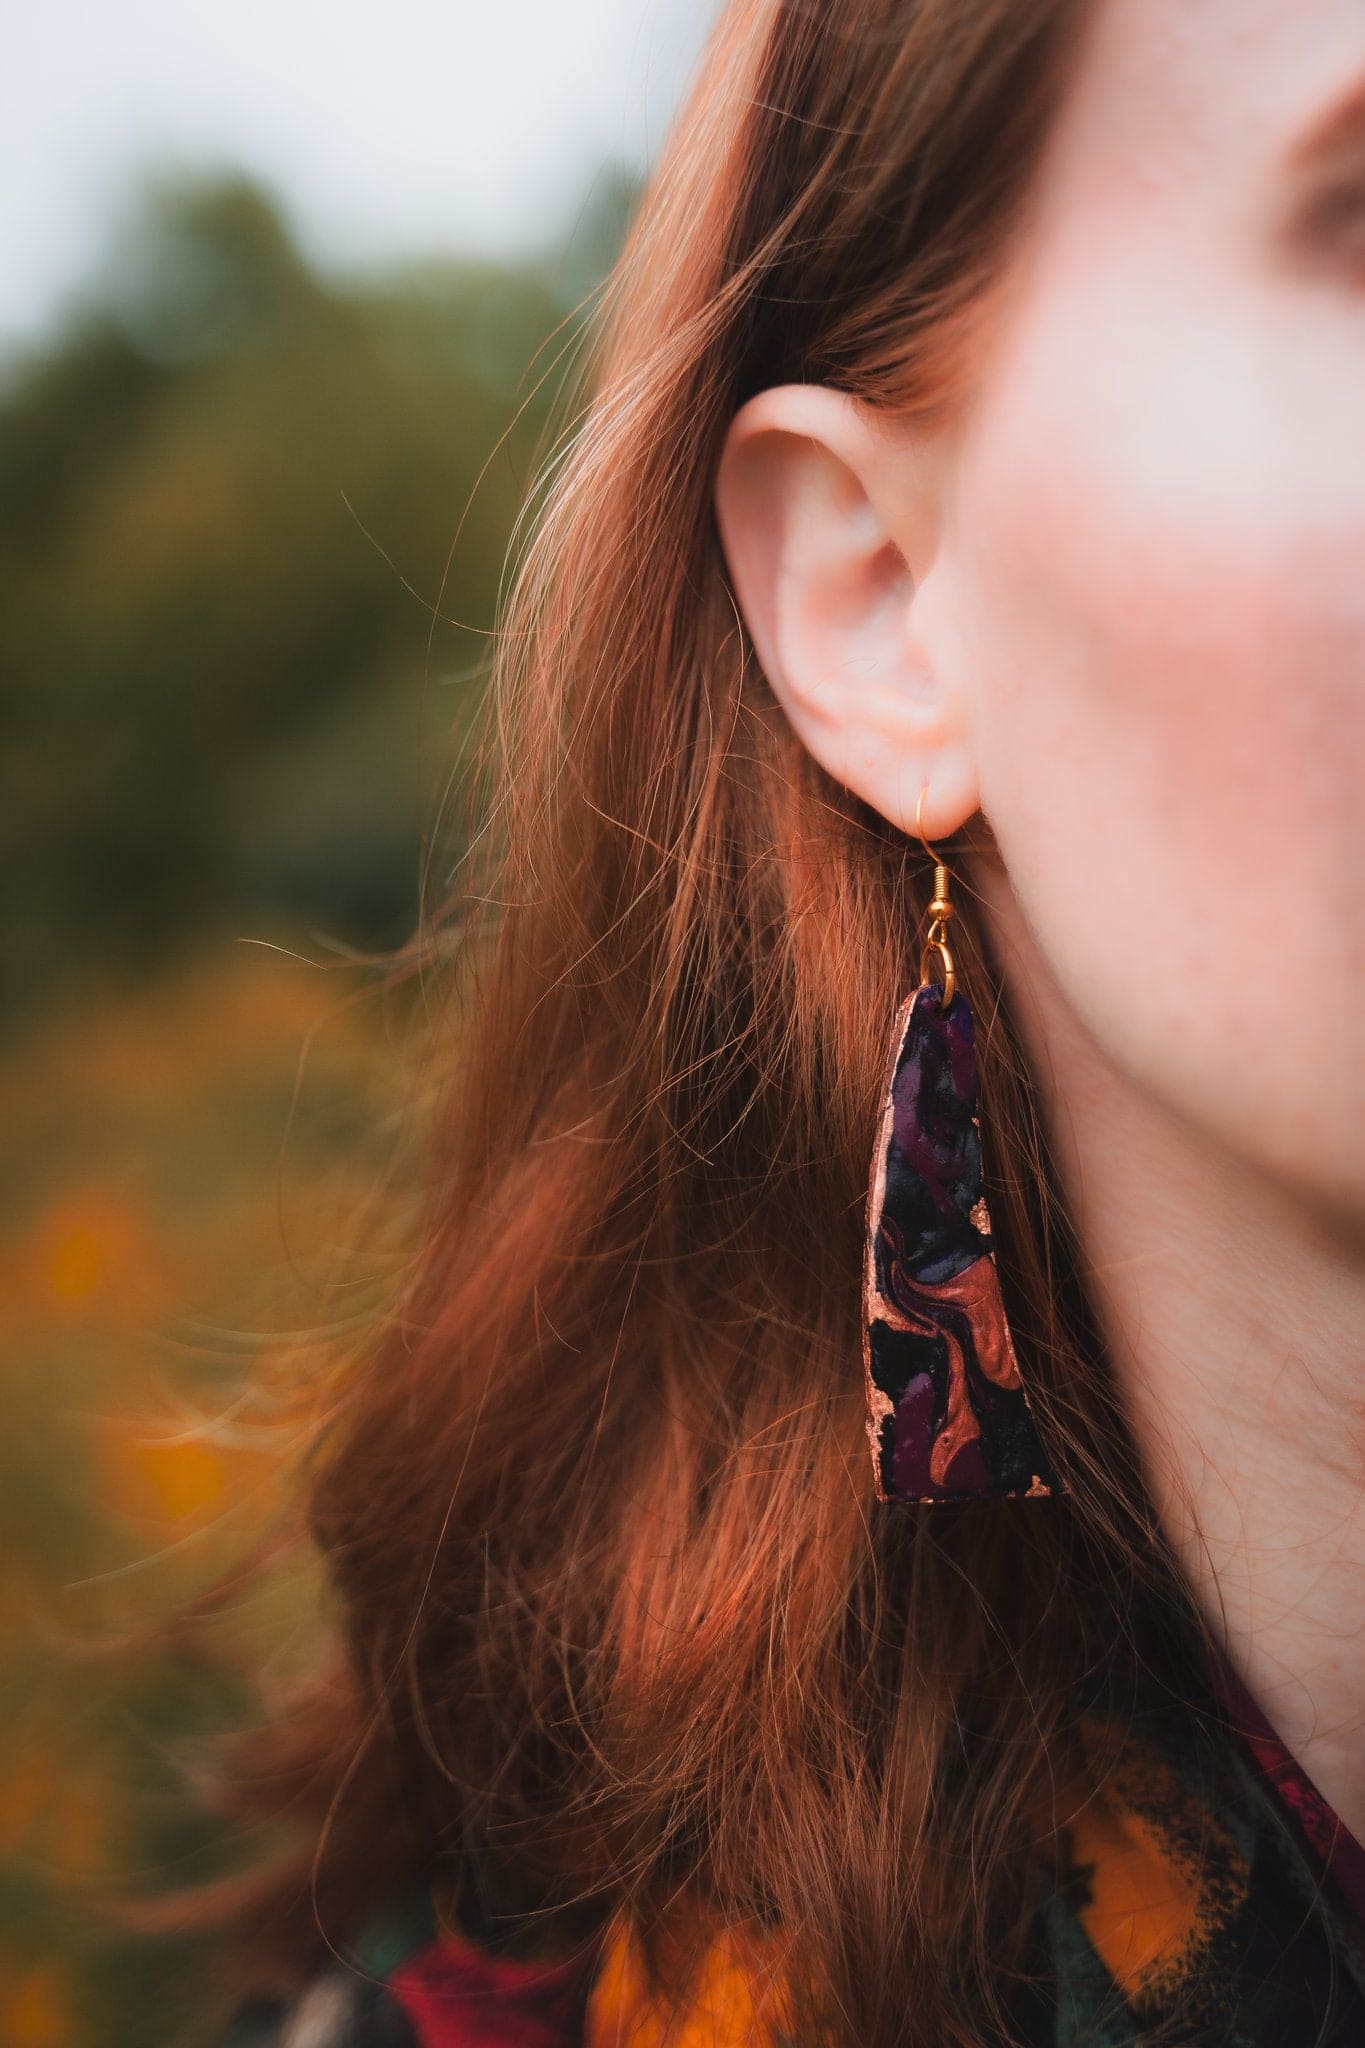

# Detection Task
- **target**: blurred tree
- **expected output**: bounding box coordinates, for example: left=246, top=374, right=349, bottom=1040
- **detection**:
left=0, top=163, right=639, bottom=1026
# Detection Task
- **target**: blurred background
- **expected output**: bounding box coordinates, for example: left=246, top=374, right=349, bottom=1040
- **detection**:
left=1, top=5, right=715, bottom=2039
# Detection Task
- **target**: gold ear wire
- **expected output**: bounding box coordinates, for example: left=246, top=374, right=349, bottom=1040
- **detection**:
left=915, top=783, right=956, bottom=1010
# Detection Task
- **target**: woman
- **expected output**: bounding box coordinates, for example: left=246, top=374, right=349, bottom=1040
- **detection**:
left=217, top=0, right=1365, bottom=2041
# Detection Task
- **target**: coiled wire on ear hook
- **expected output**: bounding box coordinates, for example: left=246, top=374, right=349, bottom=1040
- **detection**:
left=915, top=783, right=956, bottom=1010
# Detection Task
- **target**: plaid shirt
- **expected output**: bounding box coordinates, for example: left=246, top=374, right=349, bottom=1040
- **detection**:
left=226, top=1647, right=1365, bottom=2048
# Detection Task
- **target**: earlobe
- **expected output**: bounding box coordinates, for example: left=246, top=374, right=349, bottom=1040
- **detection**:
left=713, top=383, right=979, bottom=842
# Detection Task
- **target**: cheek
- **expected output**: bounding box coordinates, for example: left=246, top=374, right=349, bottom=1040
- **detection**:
left=939, top=286, right=1365, bottom=1221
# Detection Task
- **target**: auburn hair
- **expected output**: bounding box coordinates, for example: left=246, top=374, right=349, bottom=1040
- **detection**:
left=197, top=2, right=1228, bottom=2043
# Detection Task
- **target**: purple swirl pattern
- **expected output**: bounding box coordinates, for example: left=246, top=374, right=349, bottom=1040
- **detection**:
left=862, top=982, right=1065, bottom=1503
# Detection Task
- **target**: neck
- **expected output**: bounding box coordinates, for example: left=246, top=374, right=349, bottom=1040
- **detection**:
left=977, top=862, right=1365, bottom=1842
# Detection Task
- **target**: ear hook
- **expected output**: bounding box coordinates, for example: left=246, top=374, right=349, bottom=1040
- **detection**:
left=915, top=782, right=956, bottom=1010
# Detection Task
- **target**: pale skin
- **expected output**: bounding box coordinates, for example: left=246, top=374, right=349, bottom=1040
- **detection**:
left=714, top=0, right=1365, bottom=1838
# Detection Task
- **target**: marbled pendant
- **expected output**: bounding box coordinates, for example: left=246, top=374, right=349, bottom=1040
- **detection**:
left=862, top=982, right=1066, bottom=1503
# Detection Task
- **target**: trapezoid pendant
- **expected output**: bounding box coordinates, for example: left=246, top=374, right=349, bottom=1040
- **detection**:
left=862, top=981, right=1067, bottom=1504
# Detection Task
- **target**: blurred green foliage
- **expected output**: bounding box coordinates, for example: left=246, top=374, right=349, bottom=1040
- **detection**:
left=0, top=163, right=639, bottom=1022
left=0, top=161, right=638, bottom=2046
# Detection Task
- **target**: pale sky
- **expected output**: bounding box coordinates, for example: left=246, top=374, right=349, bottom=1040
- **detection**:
left=2, top=0, right=719, bottom=352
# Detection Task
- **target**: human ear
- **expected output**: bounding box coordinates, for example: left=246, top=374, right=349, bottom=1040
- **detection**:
left=713, top=383, right=978, bottom=841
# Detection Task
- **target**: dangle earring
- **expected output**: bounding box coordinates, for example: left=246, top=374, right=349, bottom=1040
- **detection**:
left=861, top=790, right=1067, bottom=1503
